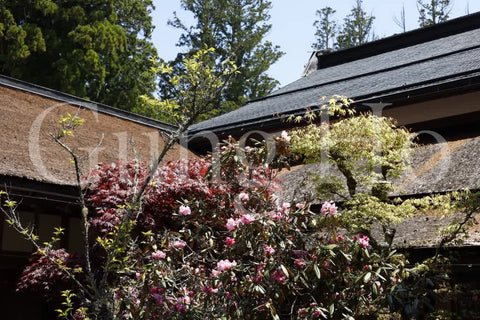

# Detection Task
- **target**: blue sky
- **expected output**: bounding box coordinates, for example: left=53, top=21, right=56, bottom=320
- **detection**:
left=152, top=1, right=479, bottom=88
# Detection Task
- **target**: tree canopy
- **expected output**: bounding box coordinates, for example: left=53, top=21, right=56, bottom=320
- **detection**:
left=417, top=0, right=453, bottom=27
left=163, top=0, right=284, bottom=120
left=0, top=0, right=158, bottom=111
left=336, top=0, right=375, bottom=50
left=312, top=1, right=375, bottom=52
left=312, top=7, right=337, bottom=51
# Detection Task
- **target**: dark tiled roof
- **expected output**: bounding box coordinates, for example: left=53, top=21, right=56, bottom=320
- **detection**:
left=190, top=13, right=480, bottom=133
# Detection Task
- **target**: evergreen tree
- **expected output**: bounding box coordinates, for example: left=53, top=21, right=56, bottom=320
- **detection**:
left=417, top=0, right=453, bottom=27
left=336, top=0, right=375, bottom=50
left=312, top=7, right=337, bottom=51
left=165, top=0, right=284, bottom=119
left=0, top=0, right=157, bottom=111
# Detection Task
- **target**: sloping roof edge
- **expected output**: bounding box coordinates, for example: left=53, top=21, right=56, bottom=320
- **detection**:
left=311, top=10, right=480, bottom=70
left=0, top=74, right=177, bottom=134
left=189, top=70, right=480, bottom=134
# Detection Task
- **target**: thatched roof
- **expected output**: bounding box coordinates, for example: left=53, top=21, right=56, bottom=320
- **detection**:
left=370, top=213, right=480, bottom=248
left=279, top=136, right=480, bottom=202
left=0, top=80, right=196, bottom=186
left=278, top=136, right=480, bottom=247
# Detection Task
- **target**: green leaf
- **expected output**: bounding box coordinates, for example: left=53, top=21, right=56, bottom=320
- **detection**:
left=254, top=285, right=265, bottom=294
left=324, top=244, right=337, bottom=250
left=364, top=272, right=371, bottom=283
left=280, top=264, right=290, bottom=279
left=299, top=276, right=309, bottom=288
left=3, top=200, right=16, bottom=207
left=313, top=263, right=321, bottom=279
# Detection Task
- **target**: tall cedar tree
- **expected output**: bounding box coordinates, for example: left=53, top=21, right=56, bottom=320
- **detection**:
left=417, top=0, right=453, bottom=27
left=164, top=0, right=284, bottom=121
left=0, top=0, right=157, bottom=111
left=312, top=7, right=337, bottom=51
left=336, top=0, right=375, bottom=50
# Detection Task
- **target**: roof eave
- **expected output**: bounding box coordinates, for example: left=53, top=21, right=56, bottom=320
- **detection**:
left=189, top=72, right=480, bottom=135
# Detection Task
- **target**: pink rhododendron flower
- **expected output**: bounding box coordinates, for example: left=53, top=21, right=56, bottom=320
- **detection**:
left=355, top=234, right=370, bottom=248
left=202, top=286, right=218, bottom=294
left=238, top=192, right=249, bottom=202
left=179, top=205, right=191, bottom=216
left=151, top=287, right=164, bottom=294
left=321, top=201, right=338, bottom=216
left=281, top=130, right=291, bottom=142
left=241, top=213, right=254, bottom=224
left=264, top=245, right=275, bottom=256
left=359, top=237, right=370, bottom=248
left=295, top=203, right=305, bottom=210
left=280, top=202, right=291, bottom=213
left=270, top=211, right=282, bottom=221
left=135, top=272, right=142, bottom=279
left=336, top=235, right=345, bottom=241
left=151, top=250, right=166, bottom=259
left=226, top=218, right=240, bottom=231
left=297, top=308, right=307, bottom=318
left=225, top=237, right=236, bottom=246
left=211, top=269, right=221, bottom=277
left=216, top=259, right=237, bottom=271
left=313, top=309, right=323, bottom=317
left=173, top=240, right=186, bottom=248
left=294, top=259, right=306, bottom=268
left=271, top=270, right=286, bottom=283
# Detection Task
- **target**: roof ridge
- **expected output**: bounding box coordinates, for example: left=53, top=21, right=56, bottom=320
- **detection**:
left=189, top=70, right=480, bottom=133
left=313, top=11, right=480, bottom=69
left=248, top=44, right=480, bottom=104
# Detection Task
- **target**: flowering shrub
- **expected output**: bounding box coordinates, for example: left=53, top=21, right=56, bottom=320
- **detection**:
left=16, top=138, right=409, bottom=319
